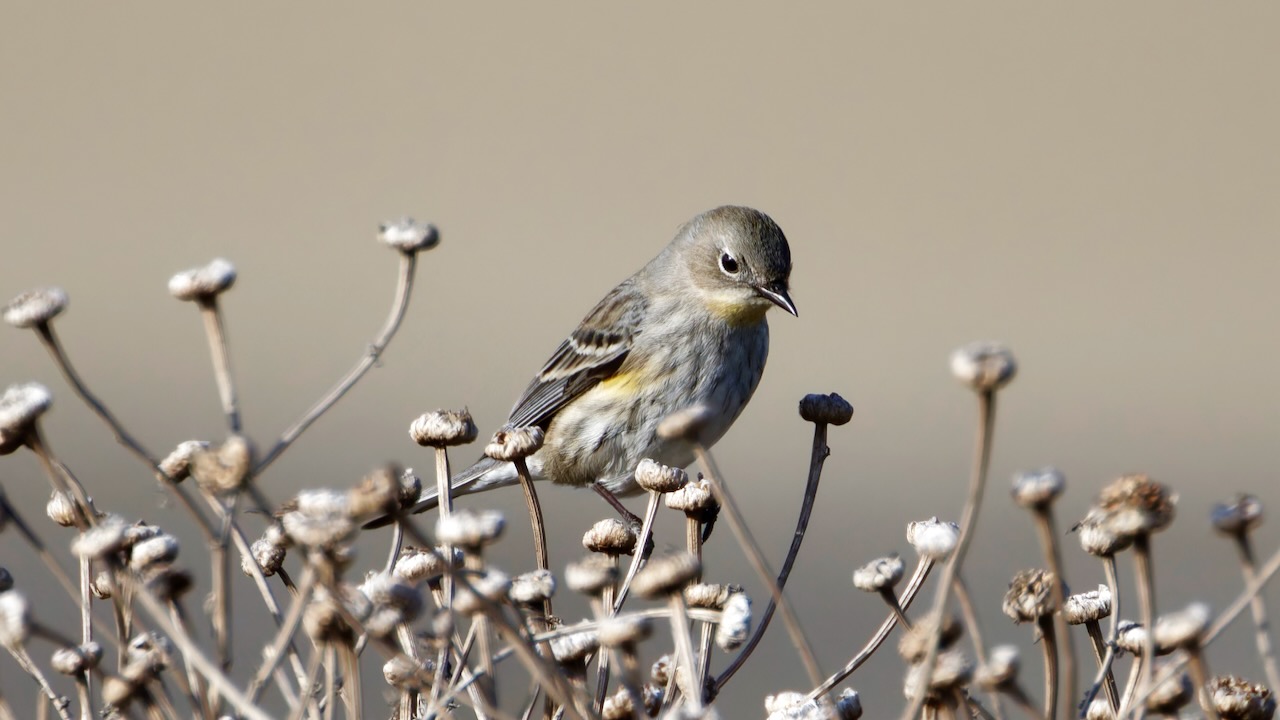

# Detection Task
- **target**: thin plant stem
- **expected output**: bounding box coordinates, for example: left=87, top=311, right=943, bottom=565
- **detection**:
left=706, top=417, right=832, bottom=691
left=953, top=575, right=1002, bottom=720
left=1081, top=556, right=1124, bottom=714
left=128, top=576, right=275, bottom=720
left=247, top=566, right=317, bottom=702
left=1083, top=620, right=1120, bottom=713
left=668, top=595, right=702, bottom=711
left=34, top=324, right=160, bottom=466
left=902, top=390, right=997, bottom=720
left=9, top=645, right=73, bottom=720
left=1031, top=509, right=1075, bottom=717
left=1036, top=615, right=1060, bottom=720
left=808, top=557, right=934, bottom=699
left=881, top=588, right=914, bottom=630
left=287, top=648, right=325, bottom=720
left=197, top=299, right=241, bottom=433
left=513, top=457, right=550, bottom=595
left=1231, top=531, right=1280, bottom=689
left=613, top=493, right=661, bottom=612
left=1130, top=534, right=1157, bottom=720
left=256, top=252, right=417, bottom=474
left=1185, top=651, right=1219, bottom=720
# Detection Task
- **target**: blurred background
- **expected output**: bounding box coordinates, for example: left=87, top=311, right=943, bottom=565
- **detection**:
left=3, top=3, right=1279, bottom=716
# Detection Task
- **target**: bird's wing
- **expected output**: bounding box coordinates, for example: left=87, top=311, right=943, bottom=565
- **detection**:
left=506, top=278, right=648, bottom=429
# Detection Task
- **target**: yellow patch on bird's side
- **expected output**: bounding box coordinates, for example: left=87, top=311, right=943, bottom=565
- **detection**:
left=596, top=371, right=643, bottom=394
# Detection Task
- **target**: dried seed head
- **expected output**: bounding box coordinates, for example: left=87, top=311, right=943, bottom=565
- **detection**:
left=684, top=583, right=740, bottom=609
left=798, top=392, right=854, bottom=426
left=435, top=508, right=505, bottom=548
left=347, top=465, right=402, bottom=519
left=4, top=287, right=67, bottom=328
left=129, top=533, right=179, bottom=571
left=765, top=691, right=832, bottom=720
left=303, top=591, right=355, bottom=644
left=50, top=642, right=102, bottom=675
left=0, top=591, right=31, bottom=648
left=583, top=518, right=638, bottom=556
left=102, top=674, right=139, bottom=708
left=0, top=569, right=10, bottom=594
left=359, top=572, right=423, bottom=637
left=1011, top=467, right=1065, bottom=509
left=631, top=552, right=701, bottom=599
left=656, top=405, right=714, bottom=442
left=665, top=476, right=717, bottom=517
left=0, top=382, right=52, bottom=446
left=1153, top=602, right=1211, bottom=650
left=651, top=654, right=672, bottom=685
left=278, top=490, right=355, bottom=548
left=904, top=648, right=973, bottom=700
left=715, top=592, right=751, bottom=651
left=243, top=535, right=286, bottom=577
left=72, top=514, right=130, bottom=560
left=168, top=258, right=236, bottom=301
left=598, top=615, right=653, bottom=648
left=382, top=656, right=433, bottom=690
left=1074, top=507, right=1134, bottom=557
left=190, top=435, right=254, bottom=494
left=484, top=425, right=544, bottom=462
left=950, top=342, right=1017, bottom=392
left=602, top=687, right=636, bottom=720
left=394, top=546, right=462, bottom=585
left=409, top=409, right=477, bottom=448
left=898, top=612, right=963, bottom=663
left=550, top=622, right=600, bottom=664
left=1209, top=675, right=1276, bottom=720
left=508, top=569, right=556, bottom=605
left=906, top=517, right=959, bottom=560
left=1145, top=665, right=1193, bottom=714
left=46, top=490, right=78, bottom=527
left=90, top=571, right=115, bottom=599
left=635, top=458, right=689, bottom=494
left=146, top=565, right=193, bottom=602
left=453, top=570, right=511, bottom=615
left=379, top=217, right=440, bottom=254
left=158, top=440, right=210, bottom=482
left=975, top=644, right=1020, bottom=690
left=1002, top=569, right=1058, bottom=623
left=564, top=555, right=618, bottom=596
left=1064, top=584, right=1113, bottom=625
left=1096, top=473, right=1177, bottom=539
left=852, top=555, right=905, bottom=593
left=126, top=630, right=174, bottom=671
left=1212, top=494, right=1265, bottom=537
left=1115, top=621, right=1173, bottom=657
left=835, top=689, right=863, bottom=720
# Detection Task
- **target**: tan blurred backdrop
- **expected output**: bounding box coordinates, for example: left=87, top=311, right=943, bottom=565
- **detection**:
left=3, top=3, right=1279, bottom=716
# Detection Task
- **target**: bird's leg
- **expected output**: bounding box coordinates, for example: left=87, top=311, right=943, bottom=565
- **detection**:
left=591, top=482, right=642, bottom=526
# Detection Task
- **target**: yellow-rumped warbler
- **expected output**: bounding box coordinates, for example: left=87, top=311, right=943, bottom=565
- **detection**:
left=413, top=205, right=795, bottom=512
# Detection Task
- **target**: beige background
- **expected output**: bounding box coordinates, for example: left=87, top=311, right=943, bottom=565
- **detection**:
left=3, top=3, right=1279, bottom=716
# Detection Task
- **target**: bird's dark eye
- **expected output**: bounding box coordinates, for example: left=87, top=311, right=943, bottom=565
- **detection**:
left=719, top=252, right=740, bottom=274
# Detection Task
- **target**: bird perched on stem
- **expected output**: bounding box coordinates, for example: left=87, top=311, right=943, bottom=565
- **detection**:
left=407, top=205, right=795, bottom=516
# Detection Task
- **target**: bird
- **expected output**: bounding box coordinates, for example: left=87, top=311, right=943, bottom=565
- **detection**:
left=408, top=205, right=795, bottom=516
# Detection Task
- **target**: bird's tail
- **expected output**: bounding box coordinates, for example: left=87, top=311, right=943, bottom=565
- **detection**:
left=364, top=456, right=518, bottom=529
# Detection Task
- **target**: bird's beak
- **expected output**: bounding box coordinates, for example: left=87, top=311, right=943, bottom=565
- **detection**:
left=754, top=281, right=798, bottom=317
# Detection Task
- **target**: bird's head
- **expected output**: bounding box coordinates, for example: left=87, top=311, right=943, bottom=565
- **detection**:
left=681, top=205, right=796, bottom=324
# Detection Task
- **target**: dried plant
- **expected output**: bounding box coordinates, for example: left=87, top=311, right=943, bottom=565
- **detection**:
left=1, top=223, right=1278, bottom=720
